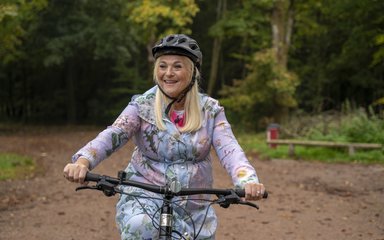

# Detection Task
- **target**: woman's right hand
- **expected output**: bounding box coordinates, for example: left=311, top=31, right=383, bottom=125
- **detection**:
left=63, top=158, right=90, bottom=184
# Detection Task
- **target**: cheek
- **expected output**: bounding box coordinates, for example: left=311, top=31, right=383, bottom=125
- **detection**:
left=180, top=73, right=190, bottom=85
left=155, top=70, right=162, bottom=79
left=155, top=71, right=164, bottom=84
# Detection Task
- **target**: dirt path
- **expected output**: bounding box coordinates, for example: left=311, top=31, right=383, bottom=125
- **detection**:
left=0, top=127, right=383, bottom=240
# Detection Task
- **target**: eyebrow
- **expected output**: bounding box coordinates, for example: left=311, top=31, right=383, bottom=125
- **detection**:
left=159, top=60, right=183, bottom=65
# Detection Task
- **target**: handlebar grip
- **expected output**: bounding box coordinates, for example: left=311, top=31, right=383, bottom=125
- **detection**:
left=235, top=189, right=268, bottom=199
left=235, top=189, right=245, bottom=197
left=85, top=172, right=101, bottom=182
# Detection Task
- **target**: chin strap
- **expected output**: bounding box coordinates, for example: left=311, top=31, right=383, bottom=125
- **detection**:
left=157, top=67, right=197, bottom=115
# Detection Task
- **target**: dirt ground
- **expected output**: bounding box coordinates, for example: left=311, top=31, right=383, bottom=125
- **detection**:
left=0, top=126, right=383, bottom=240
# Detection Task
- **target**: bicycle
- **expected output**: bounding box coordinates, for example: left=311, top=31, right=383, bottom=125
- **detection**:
left=76, top=171, right=268, bottom=240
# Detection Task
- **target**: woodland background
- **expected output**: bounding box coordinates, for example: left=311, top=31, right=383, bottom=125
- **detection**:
left=1, top=0, right=383, bottom=131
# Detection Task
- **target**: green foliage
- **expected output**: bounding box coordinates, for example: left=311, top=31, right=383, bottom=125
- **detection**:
left=1, top=0, right=384, bottom=127
left=125, top=0, right=199, bottom=45
left=307, top=107, right=384, bottom=144
left=238, top=132, right=384, bottom=164
left=220, top=49, right=299, bottom=130
left=0, top=152, right=35, bottom=180
left=373, top=33, right=384, bottom=66
left=41, top=1, right=135, bottom=67
left=0, top=0, right=149, bottom=124
left=0, top=0, right=48, bottom=64
left=209, top=0, right=271, bottom=40
left=291, top=0, right=384, bottom=111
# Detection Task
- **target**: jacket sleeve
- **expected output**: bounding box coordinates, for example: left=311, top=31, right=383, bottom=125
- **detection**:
left=72, top=102, right=141, bottom=170
left=211, top=104, right=260, bottom=188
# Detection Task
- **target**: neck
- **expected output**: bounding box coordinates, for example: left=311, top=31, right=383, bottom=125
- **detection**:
left=173, top=101, right=185, bottom=111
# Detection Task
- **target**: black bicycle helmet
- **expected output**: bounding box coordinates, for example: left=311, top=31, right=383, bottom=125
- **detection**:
left=152, top=34, right=202, bottom=69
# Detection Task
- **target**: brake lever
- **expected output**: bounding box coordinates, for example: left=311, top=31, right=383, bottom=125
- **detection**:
left=216, top=191, right=243, bottom=209
left=76, top=185, right=98, bottom=191
left=238, top=200, right=259, bottom=209
left=216, top=190, right=260, bottom=209
left=75, top=179, right=118, bottom=197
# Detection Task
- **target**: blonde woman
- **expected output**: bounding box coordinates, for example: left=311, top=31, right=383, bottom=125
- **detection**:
left=63, top=34, right=266, bottom=239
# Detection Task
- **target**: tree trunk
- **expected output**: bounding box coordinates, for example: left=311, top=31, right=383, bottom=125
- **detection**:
left=207, top=37, right=222, bottom=95
left=271, top=0, right=295, bottom=121
left=271, top=0, right=295, bottom=69
left=207, top=0, right=226, bottom=96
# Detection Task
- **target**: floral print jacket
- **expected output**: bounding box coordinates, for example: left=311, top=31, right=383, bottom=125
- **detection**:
left=72, top=86, right=259, bottom=239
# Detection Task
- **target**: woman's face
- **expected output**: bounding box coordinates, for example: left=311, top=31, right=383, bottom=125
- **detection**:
left=155, top=55, right=192, bottom=98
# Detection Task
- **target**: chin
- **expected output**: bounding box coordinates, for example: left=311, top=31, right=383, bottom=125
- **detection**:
left=162, top=88, right=179, bottom=97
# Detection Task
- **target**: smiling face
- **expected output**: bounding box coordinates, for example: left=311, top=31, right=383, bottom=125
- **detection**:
left=155, top=55, right=193, bottom=99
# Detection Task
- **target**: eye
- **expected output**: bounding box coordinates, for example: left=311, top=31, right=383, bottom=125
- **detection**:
left=174, top=64, right=183, bottom=69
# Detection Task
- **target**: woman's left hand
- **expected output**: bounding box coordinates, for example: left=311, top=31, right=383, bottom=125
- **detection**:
left=244, top=182, right=266, bottom=201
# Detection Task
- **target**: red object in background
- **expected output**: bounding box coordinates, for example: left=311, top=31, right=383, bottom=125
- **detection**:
left=267, top=123, right=279, bottom=148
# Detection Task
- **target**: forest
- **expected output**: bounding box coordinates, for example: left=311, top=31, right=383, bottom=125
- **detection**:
left=1, top=0, right=383, bottom=131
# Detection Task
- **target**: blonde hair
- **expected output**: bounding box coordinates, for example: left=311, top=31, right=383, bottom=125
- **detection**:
left=153, top=57, right=202, bottom=133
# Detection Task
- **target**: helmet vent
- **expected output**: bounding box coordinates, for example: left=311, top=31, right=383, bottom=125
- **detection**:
left=166, top=36, right=175, bottom=42
left=178, top=38, right=187, bottom=44
left=189, top=44, right=198, bottom=50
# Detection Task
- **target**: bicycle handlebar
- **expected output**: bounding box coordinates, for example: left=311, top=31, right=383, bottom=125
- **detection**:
left=76, top=171, right=268, bottom=239
left=83, top=171, right=268, bottom=199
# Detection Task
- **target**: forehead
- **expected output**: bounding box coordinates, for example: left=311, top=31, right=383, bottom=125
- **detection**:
left=157, top=55, right=189, bottom=63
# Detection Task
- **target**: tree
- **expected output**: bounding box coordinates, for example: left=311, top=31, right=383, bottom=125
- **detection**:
left=124, top=0, right=199, bottom=64
left=207, top=0, right=272, bottom=96
left=38, top=1, right=141, bottom=123
left=0, top=0, right=47, bottom=121
left=0, top=0, right=47, bottom=64
left=217, top=0, right=299, bottom=127
left=291, top=0, right=384, bottom=111
left=220, top=49, right=298, bottom=129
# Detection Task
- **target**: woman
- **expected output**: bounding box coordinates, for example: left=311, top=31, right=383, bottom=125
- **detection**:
left=63, top=34, right=266, bottom=239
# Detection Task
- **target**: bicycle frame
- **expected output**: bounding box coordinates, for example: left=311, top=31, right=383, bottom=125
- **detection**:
left=76, top=171, right=267, bottom=240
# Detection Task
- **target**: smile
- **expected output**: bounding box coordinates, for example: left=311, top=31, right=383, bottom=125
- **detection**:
left=164, top=80, right=178, bottom=84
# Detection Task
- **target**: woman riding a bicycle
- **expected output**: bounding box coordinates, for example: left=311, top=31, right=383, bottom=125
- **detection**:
left=63, top=34, right=266, bottom=240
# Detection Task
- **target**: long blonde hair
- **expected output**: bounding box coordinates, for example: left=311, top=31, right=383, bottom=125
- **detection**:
left=153, top=57, right=202, bottom=133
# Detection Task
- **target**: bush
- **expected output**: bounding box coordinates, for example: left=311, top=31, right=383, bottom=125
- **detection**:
left=306, top=108, right=384, bottom=144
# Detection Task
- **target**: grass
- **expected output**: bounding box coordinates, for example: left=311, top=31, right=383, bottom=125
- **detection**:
left=237, top=132, right=384, bottom=164
left=0, top=153, right=36, bottom=181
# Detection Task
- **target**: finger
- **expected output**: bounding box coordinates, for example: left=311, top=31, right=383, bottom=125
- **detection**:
left=246, top=184, right=258, bottom=201
left=78, top=166, right=88, bottom=184
left=73, top=167, right=80, bottom=183
left=257, top=184, right=265, bottom=199
left=67, top=166, right=75, bottom=182
left=251, top=184, right=258, bottom=199
left=245, top=184, right=252, bottom=199
left=260, top=184, right=265, bottom=196
left=63, top=164, right=70, bottom=178
left=251, top=183, right=264, bottom=200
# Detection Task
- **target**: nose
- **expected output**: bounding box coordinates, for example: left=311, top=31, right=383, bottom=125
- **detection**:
left=165, top=67, right=174, bottom=77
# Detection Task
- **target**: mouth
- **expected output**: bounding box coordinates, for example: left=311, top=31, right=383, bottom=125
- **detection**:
left=164, top=80, right=178, bottom=84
